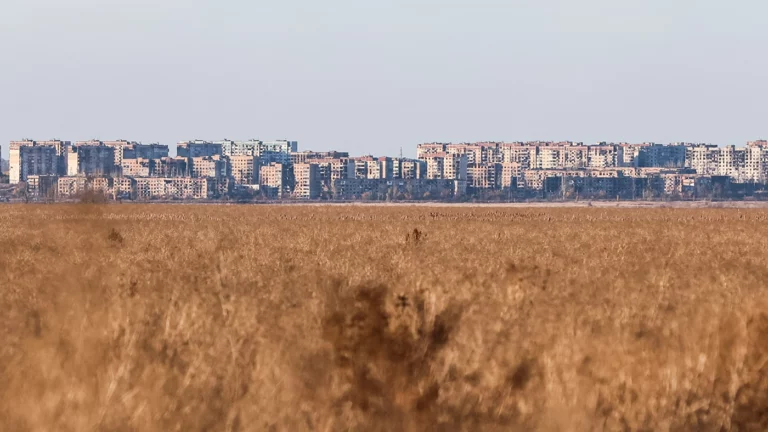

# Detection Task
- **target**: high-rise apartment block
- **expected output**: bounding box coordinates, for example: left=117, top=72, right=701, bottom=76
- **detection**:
left=10, top=141, right=59, bottom=184
left=177, top=140, right=223, bottom=158
left=259, top=163, right=291, bottom=198
left=291, top=151, right=349, bottom=164
left=467, top=163, right=500, bottom=190
left=260, top=140, right=297, bottom=164
left=180, top=139, right=297, bottom=165
left=308, top=158, right=356, bottom=189
left=67, top=145, right=116, bottom=177
left=400, top=159, right=426, bottom=180
left=130, top=143, right=169, bottom=160
left=218, top=139, right=260, bottom=157
left=229, top=155, right=259, bottom=185
left=499, top=162, right=521, bottom=189
left=78, top=140, right=138, bottom=167
left=293, top=163, right=321, bottom=199
left=443, top=153, right=468, bottom=180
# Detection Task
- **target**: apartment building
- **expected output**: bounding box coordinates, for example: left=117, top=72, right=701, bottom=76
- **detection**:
left=476, top=142, right=502, bottom=164
left=416, top=143, right=446, bottom=160
left=535, top=146, right=562, bottom=169
left=499, top=142, right=534, bottom=168
left=155, top=157, right=188, bottom=178
left=77, top=140, right=165, bottom=167
left=121, top=158, right=152, bottom=177
left=332, top=178, right=458, bottom=200
left=619, top=143, right=644, bottom=167
left=57, top=176, right=115, bottom=198
left=9, top=142, right=59, bottom=184
left=133, top=177, right=214, bottom=200
left=229, top=155, right=258, bottom=185
left=378, top=157, right=394, bottom=179
left=216, top=139, right=238, bottom=156
left=557, top=145, right=588, bottom=169
left=259, top=163, right=292, bottom=198
left=259, top=140, right=297, bottom=164
left=32, top=139, right=71, bottom=157
left=177, top=140, right=223, bottom=158
left=685, top=145, right=719, bottom=175
left=499, top=162, right=521, bottom=189
left=587, top=144, right=623, bottom=169
left=716, top=145, right=745, bottom=180
left=129, top=143, right=169, bottom=160
left=467, top=164, right=500, bottom=189
left=400, top=159, right=426, bottom=180
left=185, top=139, right=296, bottom=162
left=348, top=156, right=368, bottom=179
left=218, top=139, right=258, bottom=157
left=366, top=158, right=383, bottom=179
left=77, top=140, right=133, bottom=167
left=26, top=175, right=59, bottom=198
left=638, top=144, right=686, bottom=168
left=446, top=144, right=482, bottom=165
left=443, top=153, right=468, bottom=180
left=293, top=163, right=321, bottom=199
left=67, top=145, right=116, bottom=177
left=310, top=158, right=355, bottom=189
left=189, top=155, right=228, bottom=179
left=291, top=150, right=349, bottom=164
left=425, top=153, right=445, bottom=179
left=743, top=146, right=768, bottom=183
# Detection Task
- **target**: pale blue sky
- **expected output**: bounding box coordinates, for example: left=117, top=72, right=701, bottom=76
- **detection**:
left=1, top=0, right=766, bottom=158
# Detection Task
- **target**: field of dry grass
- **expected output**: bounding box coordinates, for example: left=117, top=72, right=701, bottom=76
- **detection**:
left=2, top=204, right=768, bottom=431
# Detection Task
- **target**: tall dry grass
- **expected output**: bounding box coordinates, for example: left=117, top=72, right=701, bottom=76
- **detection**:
left=1, top=204, right=768, bottom=431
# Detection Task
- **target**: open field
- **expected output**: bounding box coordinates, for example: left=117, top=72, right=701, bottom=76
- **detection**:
left=2, top=204, right=768, bottom=431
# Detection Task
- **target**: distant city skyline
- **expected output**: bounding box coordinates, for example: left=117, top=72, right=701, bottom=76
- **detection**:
left=7, top=139, right=768, bottom=202
left=4, top=137, right=768, bottom=162
left=2, top=0, right=767, bottom=161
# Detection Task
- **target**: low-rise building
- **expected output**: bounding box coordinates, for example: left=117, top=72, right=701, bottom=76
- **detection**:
left=332, top=178, right=459, bottom=200
left=26, top=175, right=59, bottom=198
left=133, top=177, right=215, bottom=200
left=57, top=176, right=115, bottom=198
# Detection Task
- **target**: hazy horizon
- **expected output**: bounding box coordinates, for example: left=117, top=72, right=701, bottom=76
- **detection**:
left=2, top=0, right=767, bottom=160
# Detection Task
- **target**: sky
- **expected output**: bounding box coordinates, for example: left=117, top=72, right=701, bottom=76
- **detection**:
left=1, top=0, right=767, bottom=159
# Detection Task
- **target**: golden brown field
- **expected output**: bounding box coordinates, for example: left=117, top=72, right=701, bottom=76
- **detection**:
left=2, top=204, right=768, bottom=431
